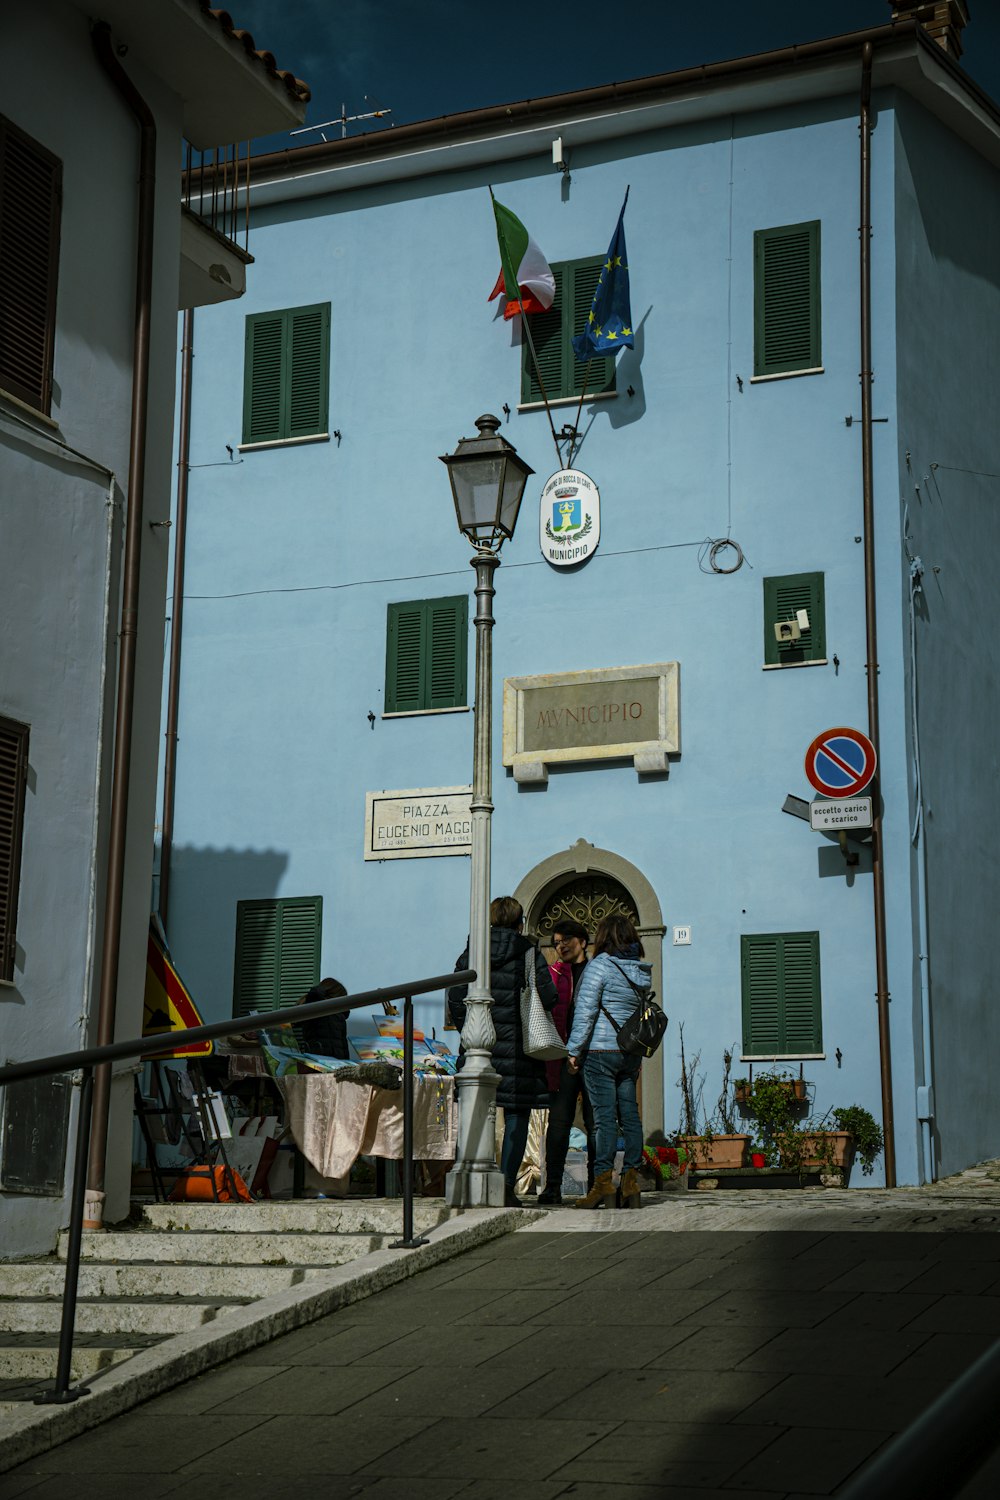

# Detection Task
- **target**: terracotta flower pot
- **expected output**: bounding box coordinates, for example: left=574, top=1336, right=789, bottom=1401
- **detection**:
left=680, top=1134, right=751, bottom=1169
left=800, top=1131, right=853, bottom=1170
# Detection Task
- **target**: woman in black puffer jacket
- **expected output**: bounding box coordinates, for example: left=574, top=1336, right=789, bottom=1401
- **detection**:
left=448, top=895, right=559, bottom=1205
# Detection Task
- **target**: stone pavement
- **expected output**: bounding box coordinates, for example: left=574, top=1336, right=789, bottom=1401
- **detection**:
left=3, top=1174, right=1000, bottom=1500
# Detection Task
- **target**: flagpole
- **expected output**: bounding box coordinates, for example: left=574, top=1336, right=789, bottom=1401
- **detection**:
left=489, top=187, right=562, bottom=467
left=569, top=358, right=593, bottom=467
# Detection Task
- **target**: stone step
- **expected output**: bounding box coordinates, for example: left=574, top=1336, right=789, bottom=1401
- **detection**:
left=59, top=1230, right=391, bottom=1266
left=0, top=1299, right=246, bottom=1336
left=0, top=1343, right=136, bottom=1382
left=0, top=1261, right=324, bottom=1300
left=133, top=1200, right=454, bottom=1234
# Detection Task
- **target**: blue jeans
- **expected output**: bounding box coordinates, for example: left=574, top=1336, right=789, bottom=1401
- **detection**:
left=582, top=1051, right=642, bottom=1178
left=500, top=1109, right=531, bottom=1188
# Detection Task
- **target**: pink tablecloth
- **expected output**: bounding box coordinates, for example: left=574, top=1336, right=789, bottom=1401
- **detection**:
left=282, top=1073, right=456, bottom=1180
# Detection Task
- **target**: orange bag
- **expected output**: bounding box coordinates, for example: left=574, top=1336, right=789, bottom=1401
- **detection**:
left=168, top=1164, right=253, bottom=1202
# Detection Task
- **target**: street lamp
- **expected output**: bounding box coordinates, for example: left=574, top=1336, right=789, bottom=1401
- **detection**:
left=440, top=414, right=534, bottom=1207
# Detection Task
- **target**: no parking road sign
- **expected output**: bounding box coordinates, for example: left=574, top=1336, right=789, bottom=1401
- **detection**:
left=804, top=726, right=877, bottom=799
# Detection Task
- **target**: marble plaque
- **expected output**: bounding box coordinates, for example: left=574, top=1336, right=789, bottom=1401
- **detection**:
left=365, top=785, right=472, bottom=860
left=503, top=663, right=680, bottom=783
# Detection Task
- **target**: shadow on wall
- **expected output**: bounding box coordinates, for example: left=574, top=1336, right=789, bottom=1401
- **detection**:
left=159, top=845, right=290, bottom=1024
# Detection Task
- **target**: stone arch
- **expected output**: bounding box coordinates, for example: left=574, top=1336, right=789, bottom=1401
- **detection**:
left=514, top=840, right=666, bottom=1133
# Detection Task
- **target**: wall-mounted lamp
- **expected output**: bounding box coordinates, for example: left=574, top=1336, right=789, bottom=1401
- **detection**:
left=552, top=136, right=570, bottom=178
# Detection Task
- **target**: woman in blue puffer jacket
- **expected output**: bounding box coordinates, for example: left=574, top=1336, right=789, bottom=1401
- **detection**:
left=566, top=913, right=651, bottom=1210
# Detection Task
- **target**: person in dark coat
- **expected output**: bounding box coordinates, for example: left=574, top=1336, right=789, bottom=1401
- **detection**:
left=300, top=978, right=350, bottom=1060
left=448, top=895, right=559, bottom=1206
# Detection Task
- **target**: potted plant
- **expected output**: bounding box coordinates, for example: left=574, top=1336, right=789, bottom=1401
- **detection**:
left=771, top=1104, right=884, bottom=1180
left=676, top=1035, right=751, bottom=1169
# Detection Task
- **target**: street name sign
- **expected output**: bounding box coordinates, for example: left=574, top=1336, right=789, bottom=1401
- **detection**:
left=809, top=797, right=873, bottom=832
left=364, top=785, right=472, bottom=860
left=804, top=726, right=877, bottom=798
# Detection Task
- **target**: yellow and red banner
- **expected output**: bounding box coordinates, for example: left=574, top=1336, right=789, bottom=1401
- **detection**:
left=142, top=920, right=212, bottom=1059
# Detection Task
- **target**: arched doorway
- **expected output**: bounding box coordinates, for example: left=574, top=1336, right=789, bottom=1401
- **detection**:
left=514, top=840, right=666, bottom=1133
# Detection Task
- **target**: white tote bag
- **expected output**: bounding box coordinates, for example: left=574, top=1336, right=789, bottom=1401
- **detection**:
left=520, top=949, right=569, bottom=1061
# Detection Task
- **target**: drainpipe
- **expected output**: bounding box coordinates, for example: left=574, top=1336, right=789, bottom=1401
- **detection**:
left=85, top=21, right=156, bottom=1227
left=859, top=41, right=897, bottom=1186
left=158, top=308, right=194, bottom=931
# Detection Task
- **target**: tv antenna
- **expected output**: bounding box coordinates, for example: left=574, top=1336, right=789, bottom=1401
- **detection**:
left=290, top=96, right=392, bottom=143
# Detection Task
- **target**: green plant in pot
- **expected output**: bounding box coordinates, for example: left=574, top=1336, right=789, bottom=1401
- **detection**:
left=829, top=1105, right=884, bottom=1176
left=742, top=1070, right=808, bottom=1164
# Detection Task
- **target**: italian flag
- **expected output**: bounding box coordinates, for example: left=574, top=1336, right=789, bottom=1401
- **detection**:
left=488, top=194, right=555, bottom=320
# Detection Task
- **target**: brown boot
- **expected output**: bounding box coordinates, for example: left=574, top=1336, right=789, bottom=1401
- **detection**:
left=572, top=1170, right=616, bottom=1211
left=618, top=1167, right=642, bottom=1209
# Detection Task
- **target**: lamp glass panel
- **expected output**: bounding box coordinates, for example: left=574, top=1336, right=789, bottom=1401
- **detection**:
left=452, top=455, right=504, bottom=533
left=499, top=463, right=528, bottom=536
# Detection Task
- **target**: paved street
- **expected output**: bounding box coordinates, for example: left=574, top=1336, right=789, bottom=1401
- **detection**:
left=3, top=1176, right=1000, bottom=1499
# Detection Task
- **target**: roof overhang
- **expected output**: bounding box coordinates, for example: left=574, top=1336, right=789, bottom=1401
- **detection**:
left=73, top=0, right=308, bottom=147
left=243, top=20, right=1000, bottom=207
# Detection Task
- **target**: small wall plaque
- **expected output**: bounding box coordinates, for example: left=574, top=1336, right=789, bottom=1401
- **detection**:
left=364, top=785, right=473, bottom=860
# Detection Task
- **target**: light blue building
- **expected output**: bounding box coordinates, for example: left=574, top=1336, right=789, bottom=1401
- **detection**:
left=159, top=6, right=1000, bottom=1187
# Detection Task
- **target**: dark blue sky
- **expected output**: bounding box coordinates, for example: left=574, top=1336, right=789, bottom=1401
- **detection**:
left=233, top=1, right=1000, bottom=153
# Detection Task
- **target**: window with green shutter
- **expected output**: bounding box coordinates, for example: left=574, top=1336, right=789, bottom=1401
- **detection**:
left=385, top=596, right=468, bottom=713
left=521, top=258, right=615, bottom=404
left=242, top=303, right=330, bottom=445
left=753, top=221, right=821, bottom=377
left=232, top=896, right=322, bottom=1018
left=741, top=932, right=823, bottom=1057
left=763, top=571, right=826, bottom=666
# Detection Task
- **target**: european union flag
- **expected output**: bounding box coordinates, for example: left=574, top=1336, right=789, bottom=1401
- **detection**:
left=572, top=190, right=634, bottom=361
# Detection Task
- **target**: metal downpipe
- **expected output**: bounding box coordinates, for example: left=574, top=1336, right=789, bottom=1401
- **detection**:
left=859, top=41, right=896, bottom=1185
left=86, top=21, right=157, bottom=1225
left=158, top=308, right=194, bottom=930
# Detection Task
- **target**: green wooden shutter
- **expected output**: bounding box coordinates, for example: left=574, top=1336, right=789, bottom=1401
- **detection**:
left=243, top=303, right=330, bottom=444
left=763, top=572, right=826, bottom=665
left=741, top=932, right=822, bottom=1055
left=386, top=602, right=426, bottom=713
left=233, top=900, right=280, bottom=1016
left=523, top=266, right=564, bottom=403
left=0, top=715, right=29, bottom=983
left=567, top=260, right=615, bottom=398
left=287, top=303, right=330, bottom=439
left=243, top=313, right=284, bottom=444
left=275, top=897, right=323, bottom=1008
left=385, top=597, right=467, bottom=712
left=426, top=597, right=468, bottom=708
left=754, top=221, right=821, bottom=376
left=521, top=258, right=616, bottom=403
left=233, top=897, right=322, bottom=1017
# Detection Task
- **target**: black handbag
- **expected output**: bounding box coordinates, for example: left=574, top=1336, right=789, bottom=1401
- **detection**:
left=599, top=961, right=669, bottom=1059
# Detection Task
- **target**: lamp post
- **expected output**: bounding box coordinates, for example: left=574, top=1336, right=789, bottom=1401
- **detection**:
left=440, top=414, right=534, bottom=1207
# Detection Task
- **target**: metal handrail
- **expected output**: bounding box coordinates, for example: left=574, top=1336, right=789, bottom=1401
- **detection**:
left=0, top=968, right=474, bottom=1405
left=838, top=1337, right=1000, bottom=1498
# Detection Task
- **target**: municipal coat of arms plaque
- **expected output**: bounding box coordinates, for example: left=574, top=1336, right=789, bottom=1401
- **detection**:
left=539, top=468, right=601, bottom=567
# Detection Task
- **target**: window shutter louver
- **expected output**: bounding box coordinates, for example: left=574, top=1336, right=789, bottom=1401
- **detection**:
left=244, top=314, right=284, bottom=444
left=275, top=897, right=323, bottom=1007
left=0, top=717, right=29, bottom=983
left=385, top=597, right=467, bottom=712
left=568, top=261, right=614, bottom=398
left=233, top=901, right=280, bottom=1016
left=242, top=303, right=330, bottom=444
left=0, top=116, right=61, bottom=414
left=386, top=603, right=426, bottom=713
left=427, top=599, right=467, bottom=708
left=522, top=257, right=616, bottom=403
left=763, top=572, right=826, bottom=665
left=287, top=304, right=329, bottom=438
left=233, top=897, right=322, bottom=1017
left=742, top=932, right=822, bottom=1056
left=754, top=221, right=821, bottom=376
